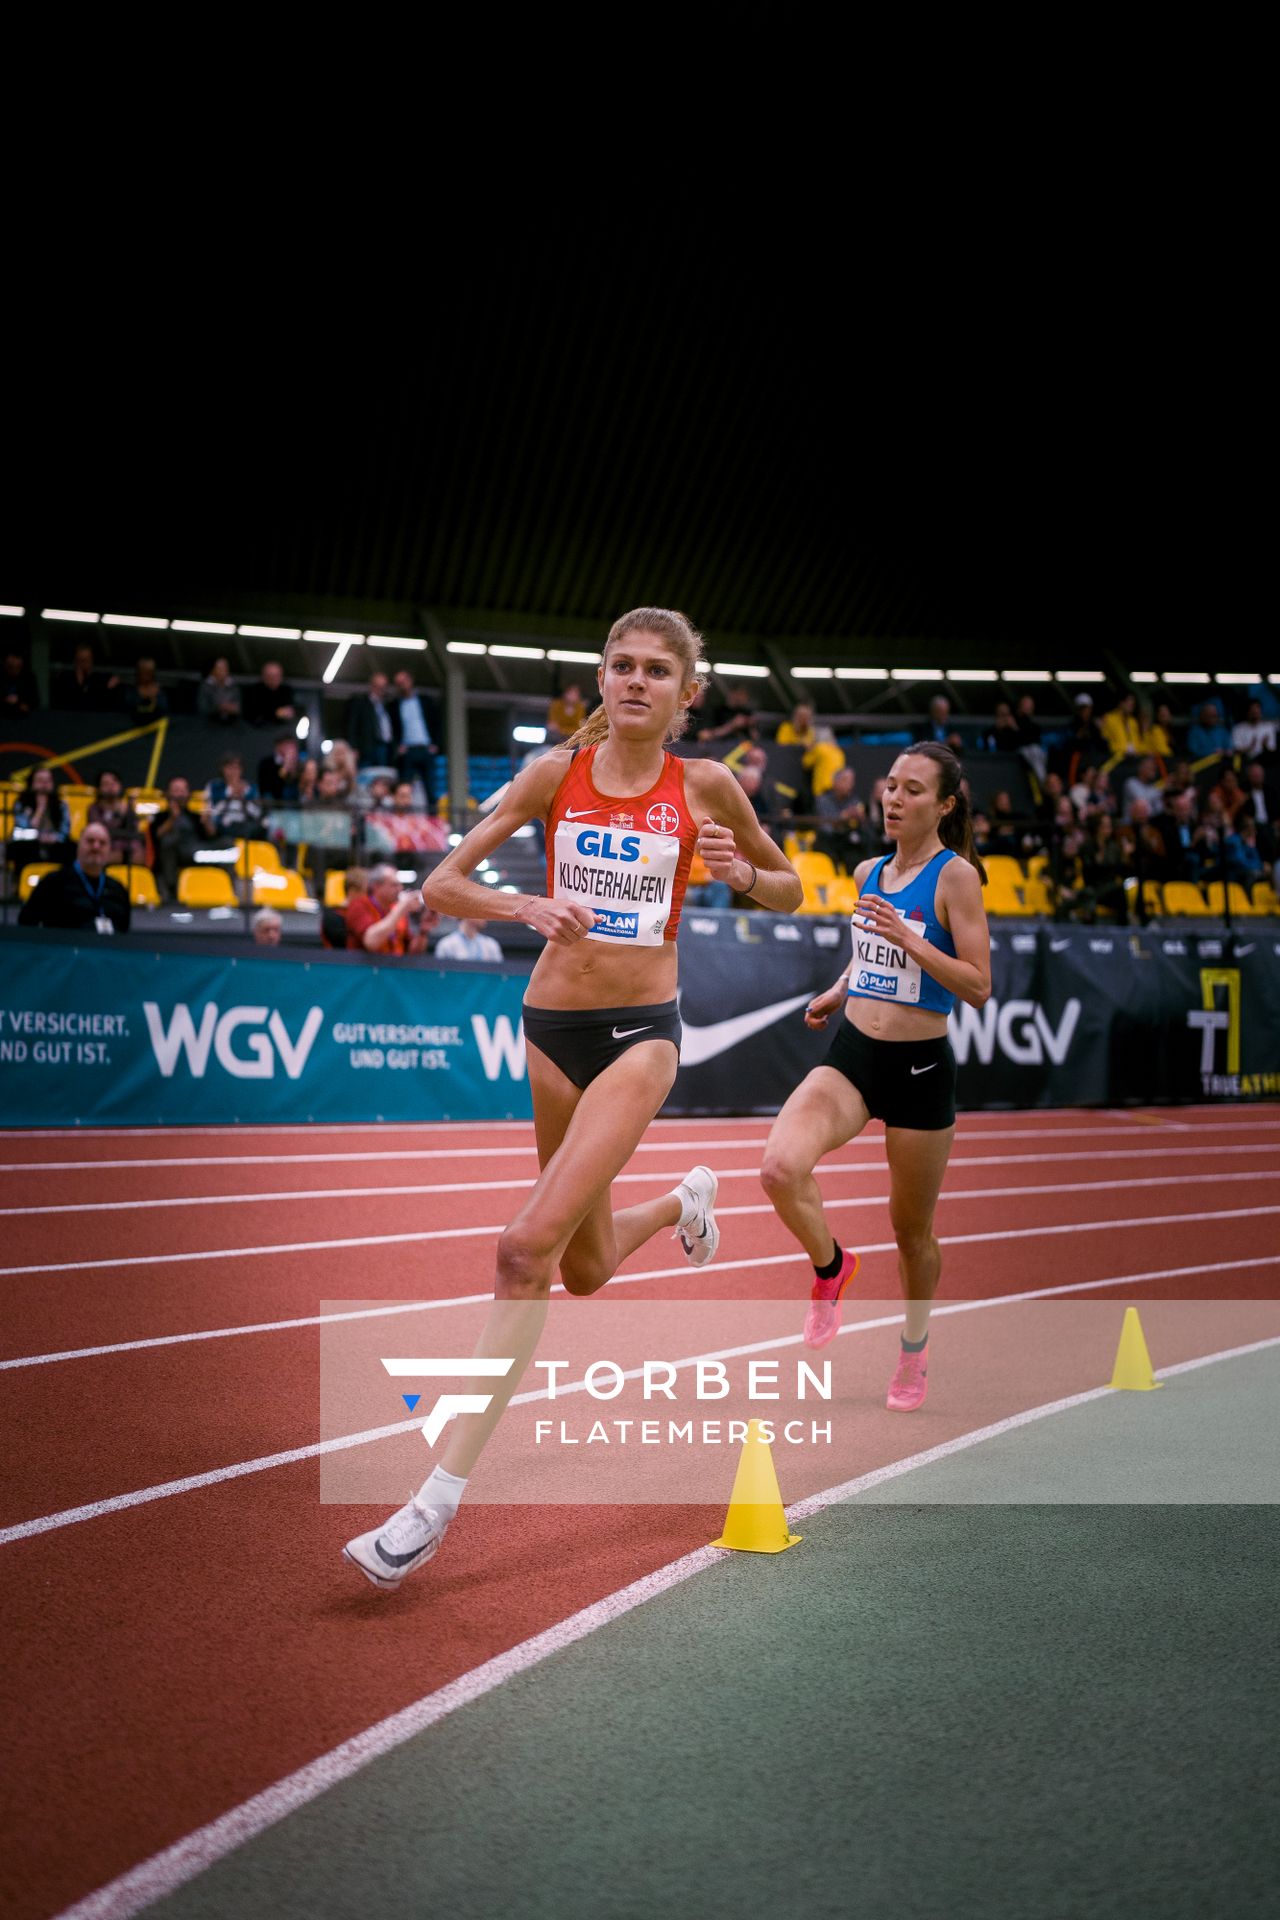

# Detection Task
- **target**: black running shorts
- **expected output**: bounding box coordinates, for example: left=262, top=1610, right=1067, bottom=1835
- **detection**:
left=823, top=1019, right=956, bottom=1130
left=521, top=999, right=682, bottom=1091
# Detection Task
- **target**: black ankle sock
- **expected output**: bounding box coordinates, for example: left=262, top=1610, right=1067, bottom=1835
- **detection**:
left=901, top=1332, right=929, bottom=1353
left=814, top=1242, right=843, bottom=1281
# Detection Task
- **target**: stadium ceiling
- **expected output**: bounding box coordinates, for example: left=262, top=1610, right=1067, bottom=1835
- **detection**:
left=12, top=257, right=1228, bottom=674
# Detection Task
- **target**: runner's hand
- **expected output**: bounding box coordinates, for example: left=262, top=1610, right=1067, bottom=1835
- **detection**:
left=522, top=898, right=596, bottom=944
left=697, top=818, right=741, bottom=882
left=804, top=982, right=847, bottom=1029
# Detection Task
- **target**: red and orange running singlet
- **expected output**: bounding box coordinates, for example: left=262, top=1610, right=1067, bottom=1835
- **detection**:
left=545, top=743, right=697, bottom=945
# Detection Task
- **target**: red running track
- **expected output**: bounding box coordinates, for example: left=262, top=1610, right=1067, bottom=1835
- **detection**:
left=1, top=1105, right=1278, bottom=1919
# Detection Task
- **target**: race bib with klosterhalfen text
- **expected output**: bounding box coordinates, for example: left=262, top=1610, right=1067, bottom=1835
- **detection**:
left=553, top=821, right=681, bottom=945
left=848, top=898, right=925, bottom=1003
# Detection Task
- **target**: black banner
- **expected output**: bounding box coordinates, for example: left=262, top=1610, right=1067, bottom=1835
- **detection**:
left=669, top=915, right=1280, bottom=1113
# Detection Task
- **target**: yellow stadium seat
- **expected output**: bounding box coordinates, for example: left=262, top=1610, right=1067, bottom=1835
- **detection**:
left=1023, top=878, right=1053, bottom=914
left=1204, top=882, right=1262, bottom=918
left=235, top=838, right=283, bottom=875
left=324, top=869, right=349, bottom=907
left=982, top=855, right=1026, bottom=887
left=178, top=866, right=238, bottom=908
left=252, top=869, right=310, bottom=909
left=793, top=851, right=837, bottom=891
left=1252, top=882, right=1279, bottom=914
left=1026, top=853, right=1049, bottom=882
left=64, top=796, right=91, bottom=838
left=982, top=879, right=1030, bottom=916
left=19, top=862, right=60, bottom=900
left=825, top=878, right=860, bottom=916
left=796, top=884, right=831, bottom=915
left=108, top=864, right=161, bottom=907
left=1163, top=882, right=1211, bottom=916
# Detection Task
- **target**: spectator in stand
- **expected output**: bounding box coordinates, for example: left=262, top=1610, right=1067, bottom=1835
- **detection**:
left=301, top=764, right=354, bottom=896
left=1232, top=699, right=1278, bottom=759
left=257, top=732, right=308, bottom=804
left=149, top=776, right=210, bottom=900
left=198, top=658, right=242, bottom=725
left=1013, top=692, right=1048, bottom=786
left=206, top=753, right=264, bottom=841
left=1187, top=700, right=1232, bottom=761
left=367, top=780, right=446, bottom=859
left=1163, top=757, right=1194, bottom=800
left=87, top=769, right=146, bottom=864
left=347, top=672, right=398, bottom=767
left=546, top=682, right=588, bottom=741
left=1137, top=699, right=1175, bottom=770
left=123, top=658, right=168, bottom=722
left=356, top=772, right=395, bottom=815
left=1069, top=763, right=1102, bottom=817
left=1225, top=815, right=1269, bottom=889
left=971, top=811, right=993, bottom=861
left=345, top=863, right=435, bottom=955
left=1123, top=755, right=1165, bottom=821
left=243, top=661, right=297, bottom=728
left=699, top=683, right=760, bottom=747
left=3, top=649, right=39, bottom=715
left=865, top=776, right=892, bottom=853
left=917, top=693, right=953, bottom=745
left=18, top=822, right=130, bottom=932
left=1118, top=800, right=1166, bottom=887
left=1241, top=761, right=1276, bottom=861
left=1100, top=690, right=1143, bottom=760
left=12, top=766, right=71, bottom=867
left=776, top=703, right=817, bottom=749
left=733, top=762, right=770, bottom=833
left=1080, top=812, right=1130, bottom=920
left=435, top=917, right=503, bottom=963
left=1153, top=788, right=1199, bottom=883
left=1192, top=811, right=1224, bottom=884
left=813, top=765, right=865, bottom=871
left=54, top=643, right=119, bottom=713
left=391, top=668, right=440, bottom=807
left=984, top=699, right=1022, bottom=753
left=323, top=739, right=360, bottom=801
left=1054, top=694, right=1107, bottom=787
left=987, top=792, right=1024, bottom=856
left=252, top=906, right=283, bottom=946
left=1209, top=765, right=1247, bottom=828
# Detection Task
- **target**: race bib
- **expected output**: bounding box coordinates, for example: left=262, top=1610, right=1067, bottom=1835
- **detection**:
left=848, top=898, right=925, bottom=1003
left=553, top=821, right=681, bottom=946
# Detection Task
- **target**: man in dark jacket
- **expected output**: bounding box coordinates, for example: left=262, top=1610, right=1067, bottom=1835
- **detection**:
left=346, top=672, right=398, bottom=768
left=18, top=823, right=131, bottom=932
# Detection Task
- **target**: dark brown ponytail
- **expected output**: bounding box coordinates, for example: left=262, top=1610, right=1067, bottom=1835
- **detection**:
left=907, top=742, right=988, bottom=886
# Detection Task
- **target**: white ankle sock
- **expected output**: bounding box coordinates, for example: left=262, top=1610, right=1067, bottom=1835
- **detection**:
left=672, top=1180, right=698, bottom=1229
left=418, top=1465, right=468, bottom=1518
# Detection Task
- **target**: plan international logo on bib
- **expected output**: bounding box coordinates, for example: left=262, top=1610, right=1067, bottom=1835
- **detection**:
left=594, top=908, right=640, bottom=939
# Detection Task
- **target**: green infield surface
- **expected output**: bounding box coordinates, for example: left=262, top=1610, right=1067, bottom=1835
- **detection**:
left=142, top=1345, right=1279, bottom=1920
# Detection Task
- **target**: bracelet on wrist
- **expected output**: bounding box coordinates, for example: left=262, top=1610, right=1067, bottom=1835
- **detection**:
left=738, top=860, right=758, bottom=897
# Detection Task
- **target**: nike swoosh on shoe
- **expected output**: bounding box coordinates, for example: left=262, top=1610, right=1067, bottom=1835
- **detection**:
left=376, top=1539, right=434, bottom=1569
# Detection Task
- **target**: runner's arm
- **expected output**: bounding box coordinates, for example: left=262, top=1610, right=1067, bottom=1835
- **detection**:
left=687, top=761, right=803, bottom=913
left=421, top=753, right=593, bottom=943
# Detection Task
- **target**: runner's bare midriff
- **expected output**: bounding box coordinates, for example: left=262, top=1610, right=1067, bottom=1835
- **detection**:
left=845, top=999, right=950, bottom=1042
left=527, top=940, right=678, bottom=1011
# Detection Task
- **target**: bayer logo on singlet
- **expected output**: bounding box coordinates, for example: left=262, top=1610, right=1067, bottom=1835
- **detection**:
left=646, top=803, right=679, bottom=834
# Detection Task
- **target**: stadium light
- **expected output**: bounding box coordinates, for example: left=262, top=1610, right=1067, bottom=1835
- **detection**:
left=1215, top=673, right=1260, bottom=684
left=0, top=605, right=26, bottom=616
left=1000, top=669, right=1052, bottom=681
left=946, top=669, right=998, bottom=681
left=790, top=666, right=833, bottom=680
left=239, top=624, right=302, bottom=640
left=321, top=738, right=334, bottom=753
left=482, top=869, right=501, bottom=884
left=42, top=608, right=99, bottom=622
left=834, top=667, right=889, bottom=680
left=193, top=847, right=240, bottom=864
left=1163, top=671, right=1211, bottom=684
left=366, top=636, right=428, bottom=651
left=296, top=716, right=310, bottom=740
left=712, top=662, right=770, bottom=677
left=396, top=870, right=418, bottom=883
left=513, top=725, right=547, bottom=745
left=305, top=629, right=363, bottom=644
left=489, top=644, right=547, bottom=659
left=102, top=614, right=169, bottom=629
left=513, top=824, right=536, bottom=839
left=322, top=640, right=361, bottom=684
left=889, top=668, right=941, bottom=680
left=694, top=659, right=711, bottom=674
left=172, top=619, right=237, bottom=634
left=548, top=648, right=601, bottom=663
left=1054, top=671, right=1106, bottom=682
left=1131, top=672, right=1159, bottom=683
left=447, top=642, right=487, bottom=655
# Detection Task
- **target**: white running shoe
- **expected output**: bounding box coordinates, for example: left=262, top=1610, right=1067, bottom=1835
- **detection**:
left=674, top=1165, right=720, bottom=1267
left=343, top=1494, right=448, bottom=1591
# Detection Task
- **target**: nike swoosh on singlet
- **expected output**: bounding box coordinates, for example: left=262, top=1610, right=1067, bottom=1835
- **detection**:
left=612, top=1025, right=653, bottom=1039
left=678, top=993, right=813, bottom=1067
left=562, top=806, right=618, bottom=820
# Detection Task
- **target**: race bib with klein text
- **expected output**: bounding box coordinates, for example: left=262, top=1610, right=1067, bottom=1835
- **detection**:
left=847, top=897, right=926, bottom=1002
left=553, top=821, right=681, bottom=945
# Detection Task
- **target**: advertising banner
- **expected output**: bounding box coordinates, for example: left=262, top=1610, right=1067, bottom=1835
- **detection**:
left=1, top=919, right=1276, bottom=1124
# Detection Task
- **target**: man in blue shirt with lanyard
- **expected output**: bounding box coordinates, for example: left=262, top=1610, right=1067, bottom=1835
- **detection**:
left=19, top=823, right=131, bottom=933
left=392, top=668, right=440, bottom=808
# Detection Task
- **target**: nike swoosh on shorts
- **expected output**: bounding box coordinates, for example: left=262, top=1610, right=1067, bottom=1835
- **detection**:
left=612, top=1025, right=653, bottom=1039
left=910, top=1063, right=938, bottom=1075
left=678, top=992, right=813, bottom=1066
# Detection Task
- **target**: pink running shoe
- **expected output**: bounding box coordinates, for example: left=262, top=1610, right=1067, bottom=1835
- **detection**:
left=803, top=1248, right=860, bottom=1350
left=887, top=1344, right=928, bottom=1411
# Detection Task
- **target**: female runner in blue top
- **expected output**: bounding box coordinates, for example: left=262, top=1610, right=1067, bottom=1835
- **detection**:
left=760, top=743, right=991, bottom=1410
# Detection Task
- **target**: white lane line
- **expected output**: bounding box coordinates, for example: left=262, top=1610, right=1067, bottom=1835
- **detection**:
left=7, top=1118, right=1278, bottom=1174
left=7, top=1251, right=1280, bottom=1542
left=51, top=1331, right=1280, bottom=1920
left=4, top=1193, right=1280, bottom=1281
left=5, top=1249, right=1278, bottom=1375
left=4, top=1143, right=1277, bottom=1217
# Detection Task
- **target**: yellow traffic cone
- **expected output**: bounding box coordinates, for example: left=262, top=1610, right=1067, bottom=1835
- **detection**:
left=711, top=1419, right=802, bottom=1553
left=1109, top=1307, right=1163, bottom=1391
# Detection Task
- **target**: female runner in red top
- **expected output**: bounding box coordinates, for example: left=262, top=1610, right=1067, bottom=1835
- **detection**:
left=346, top=608, right=802, bottom=1589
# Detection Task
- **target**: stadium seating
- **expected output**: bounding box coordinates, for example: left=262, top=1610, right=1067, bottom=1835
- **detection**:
left=234, top=838, right=283, bottom=875
left=178, top=867, right=237, bottom=909
left=251, top=870, right=311, bottom=909
left=324, top=870, right=349, bottom=907
left=1162, top=882, right=1213, bottom=916
left=108, top=865, right=161, bottom=907
left=19, top=862, right=59, bottom=900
